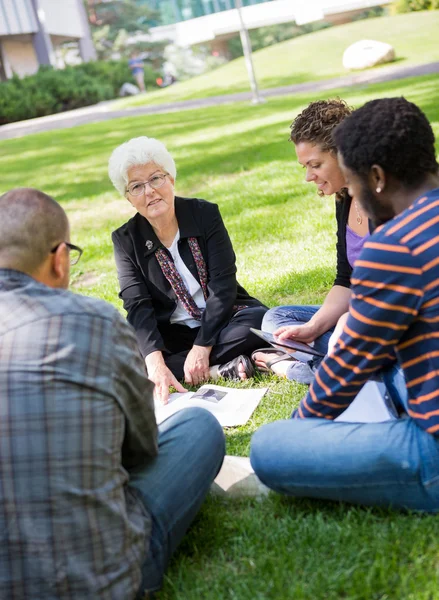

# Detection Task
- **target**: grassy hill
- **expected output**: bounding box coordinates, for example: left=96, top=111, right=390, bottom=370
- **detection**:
left=118, top=10, right=439, bottom=108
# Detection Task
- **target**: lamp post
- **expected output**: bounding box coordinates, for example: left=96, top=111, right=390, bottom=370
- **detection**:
left=235, top=0, right=264, bottom=104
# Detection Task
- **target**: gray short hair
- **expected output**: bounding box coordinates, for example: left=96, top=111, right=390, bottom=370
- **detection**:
left=108, top=136, right=177, bottom=195
left=0, top=188, right=69, bottom=274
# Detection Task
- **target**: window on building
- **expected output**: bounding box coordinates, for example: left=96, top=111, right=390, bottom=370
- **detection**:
left=140, top=0, right=274, bottom=26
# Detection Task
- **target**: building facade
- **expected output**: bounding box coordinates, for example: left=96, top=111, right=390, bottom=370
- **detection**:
left=141, top=0, right=273, bottom=27
left=0, top=0, right=96, bottom=80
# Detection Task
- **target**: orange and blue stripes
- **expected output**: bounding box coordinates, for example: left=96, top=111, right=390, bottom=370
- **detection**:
left=298, top=188, right=439, bottom=435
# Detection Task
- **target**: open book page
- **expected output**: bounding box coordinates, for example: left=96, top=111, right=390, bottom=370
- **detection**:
left=335, top=381, right=399, bottom=423
left=155, top=384, right=268, bottom=427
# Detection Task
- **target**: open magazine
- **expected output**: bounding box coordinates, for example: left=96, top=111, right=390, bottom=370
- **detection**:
left=155, top=384, right=268, bottom=427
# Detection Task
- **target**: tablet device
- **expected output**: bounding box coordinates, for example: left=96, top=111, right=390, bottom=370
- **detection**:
left=250, top=328, right=325, bottom=358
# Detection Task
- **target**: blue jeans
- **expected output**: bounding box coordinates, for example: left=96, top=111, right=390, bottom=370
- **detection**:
left=262, top=305, right=332, bottom=384
left=129, top=408, right=225, bottom=595
left=250, top=396, right=439, bottom=512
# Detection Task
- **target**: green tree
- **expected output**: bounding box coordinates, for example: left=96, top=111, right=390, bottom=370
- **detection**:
left=84, top=0, right=166, bottom=63
left=392, top=0, right=439, bottom=13
left=87, top=0, right=152, bottom=35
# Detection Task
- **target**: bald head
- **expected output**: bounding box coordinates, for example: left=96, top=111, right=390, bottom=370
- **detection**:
left=0, top=188, right=69, bottom=275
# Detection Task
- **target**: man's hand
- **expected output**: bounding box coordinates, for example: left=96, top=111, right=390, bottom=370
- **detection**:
left=184, top=345, right=212, bottom=386
left=274, top=323, right=318, bottom=344
left=145, top=351, right=187, bottom=405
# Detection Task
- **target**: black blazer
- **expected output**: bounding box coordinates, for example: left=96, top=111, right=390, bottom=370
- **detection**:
left=112, top=196, right=264, bottom=358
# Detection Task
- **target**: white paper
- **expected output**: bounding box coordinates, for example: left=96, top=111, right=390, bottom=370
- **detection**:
left=335, top=380, right=398, bottom=423
left=211, top=456, right=270, bottom=498
left=155, top=384, right=268, bottom=427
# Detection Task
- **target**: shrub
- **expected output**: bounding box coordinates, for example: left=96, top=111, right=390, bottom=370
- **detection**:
left=0, top=59, right=160, bottom=125
left=74, top=59, right=159, bottom=95
left=0, top=75, right=40, bottom=124
left=68, top=60, right=129, bottom=97
left=392, top=0, right=439, bottom=12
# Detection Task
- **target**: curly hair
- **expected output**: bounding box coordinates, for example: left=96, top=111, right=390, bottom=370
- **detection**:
left=289, top=98, right=352, bottom=153
left=333, top=97, right=438, bottom=186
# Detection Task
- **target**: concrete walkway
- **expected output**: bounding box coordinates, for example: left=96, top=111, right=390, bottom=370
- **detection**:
left=1, top=61, right=438, bottom=141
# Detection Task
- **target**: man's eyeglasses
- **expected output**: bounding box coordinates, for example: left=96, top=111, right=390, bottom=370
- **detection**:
left=51, top=242, right=83, bottom=266
left=126, top=173, right=168, bottom=197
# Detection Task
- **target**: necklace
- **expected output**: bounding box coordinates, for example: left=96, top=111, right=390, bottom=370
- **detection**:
left=353, top=200, right=363, bottom=225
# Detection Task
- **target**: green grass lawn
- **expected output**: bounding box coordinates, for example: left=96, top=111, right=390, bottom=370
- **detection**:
left=1, top=73, right=439, bottom=598
left=117, top=10, right=439, bottom=109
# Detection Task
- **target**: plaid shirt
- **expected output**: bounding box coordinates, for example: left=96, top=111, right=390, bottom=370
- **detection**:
left=0, top=269, right=158, bottom=599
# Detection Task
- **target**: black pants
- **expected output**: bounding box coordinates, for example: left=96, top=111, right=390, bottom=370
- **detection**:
left=158, top=306, right=269, bottom=380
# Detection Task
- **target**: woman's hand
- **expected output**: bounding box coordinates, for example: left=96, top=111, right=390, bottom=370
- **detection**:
left=145, top=351, right=187, bottom=405
left=184, top=345, right=212, bottom=386
left=274, top=323, right=318, bottom=344
left=274, top=286, right=352, bottom=346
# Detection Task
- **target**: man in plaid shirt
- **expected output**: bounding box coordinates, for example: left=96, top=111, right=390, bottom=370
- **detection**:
left=0, top=188, right=225, bottom=599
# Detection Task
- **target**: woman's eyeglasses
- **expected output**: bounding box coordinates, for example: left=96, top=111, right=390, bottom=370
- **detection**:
left=126, top=174, right=168, bottom=197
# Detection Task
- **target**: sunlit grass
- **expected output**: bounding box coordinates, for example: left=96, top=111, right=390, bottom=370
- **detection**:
left=1, top=73, right=439, bottom=599
left=116, top=11, right=439, bottom=109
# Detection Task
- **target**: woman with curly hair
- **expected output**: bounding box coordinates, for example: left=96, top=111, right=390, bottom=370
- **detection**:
left=253, top=99, right=370, bottom=382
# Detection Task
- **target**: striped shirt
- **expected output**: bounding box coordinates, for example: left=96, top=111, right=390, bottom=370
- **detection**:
left=298, top=187, right=439, bottom=435
left=0, top=270, right=158, bottom=599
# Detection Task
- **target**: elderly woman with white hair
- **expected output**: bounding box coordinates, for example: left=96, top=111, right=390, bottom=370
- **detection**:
left=109, top=136, right=268, bottom=404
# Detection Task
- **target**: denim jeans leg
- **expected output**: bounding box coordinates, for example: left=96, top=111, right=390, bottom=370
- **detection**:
left=262, top=305, right=321, bottom=334
left=261, top=305, right=333, bottom=383
left=381, top=363, right=409, bottom=413
left=129, top=408, right=225, bottom=595
left=250, top=416, right=439, bottom=512
left=262, top=304, right=333, bottom=356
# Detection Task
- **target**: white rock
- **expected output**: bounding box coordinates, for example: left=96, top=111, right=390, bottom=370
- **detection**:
left=343, top=40, right=395, bottom=71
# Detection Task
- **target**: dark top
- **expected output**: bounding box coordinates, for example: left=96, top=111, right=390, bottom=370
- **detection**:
left=112, top=196, right=264, bottom=358
left=333, top=192, right=373, bottom=289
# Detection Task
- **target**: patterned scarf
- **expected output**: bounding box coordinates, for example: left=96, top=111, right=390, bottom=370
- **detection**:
left=155, top=237, right=247, bottom=321
left=155, top=237, right=207, bottom=320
